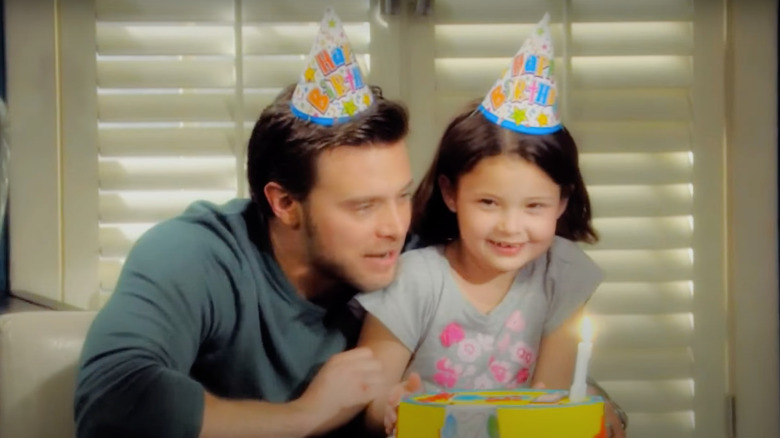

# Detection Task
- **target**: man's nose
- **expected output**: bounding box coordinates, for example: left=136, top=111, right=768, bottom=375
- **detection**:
left=377, top=201, right=410, bottom=240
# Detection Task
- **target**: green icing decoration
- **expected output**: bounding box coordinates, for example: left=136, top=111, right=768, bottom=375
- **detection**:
left=487, top=413, right=499, bottom=438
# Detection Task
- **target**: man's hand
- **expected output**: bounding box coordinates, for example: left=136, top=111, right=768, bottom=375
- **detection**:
left=295, top=348, right=384, bottom=433
left=603, top=400, right=627, bottom=438
left=587, top=384, right=627, bottom=438
left=383, top=372, right=423, bottom=436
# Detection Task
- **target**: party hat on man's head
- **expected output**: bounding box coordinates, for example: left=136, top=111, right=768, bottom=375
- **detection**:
left=478, top=13, right=561, bottom=134
left=290, top=8, right=374, bottom=125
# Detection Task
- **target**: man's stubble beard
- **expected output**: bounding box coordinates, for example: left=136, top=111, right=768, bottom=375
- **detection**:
left=303, top=206, right=362, bottom=300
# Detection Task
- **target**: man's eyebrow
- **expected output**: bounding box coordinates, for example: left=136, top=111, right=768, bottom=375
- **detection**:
left=341, top=180, right=415, bottom=206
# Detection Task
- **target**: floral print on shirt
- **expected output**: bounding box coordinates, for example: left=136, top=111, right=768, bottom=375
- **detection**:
left=431, top=310, right=536, bottom=390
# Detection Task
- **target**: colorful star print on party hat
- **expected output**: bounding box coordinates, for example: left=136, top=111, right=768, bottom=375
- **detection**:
left=291, top=8, right=374, bottom=125
left=478, top=13, right=562, bottom=134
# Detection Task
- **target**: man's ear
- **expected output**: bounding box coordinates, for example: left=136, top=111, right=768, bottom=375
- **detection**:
left=263, top=182, right=303, bottom=228
left=438, top=175, right=457, bottom=213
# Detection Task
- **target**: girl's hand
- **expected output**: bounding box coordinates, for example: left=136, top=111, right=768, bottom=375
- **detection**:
left=383, top=372, right=423, bottom=436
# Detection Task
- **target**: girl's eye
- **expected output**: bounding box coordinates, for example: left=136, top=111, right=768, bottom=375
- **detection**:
left=527, top=203, right=552, bottom=211
left=479, top=199, right=497, bottom=206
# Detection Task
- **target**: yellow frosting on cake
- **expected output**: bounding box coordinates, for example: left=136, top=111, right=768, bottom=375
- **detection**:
left=396, top=390, right=606, bottom=438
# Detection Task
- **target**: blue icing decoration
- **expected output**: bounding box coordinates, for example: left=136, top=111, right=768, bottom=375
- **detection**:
left=453, top=395, right=484, bottom=402
left=441, top=413, right=458, bottom=438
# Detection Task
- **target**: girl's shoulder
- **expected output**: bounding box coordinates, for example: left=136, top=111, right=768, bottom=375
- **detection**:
left=400, top=244, right=448, bottom=267
left=545, top=236, right=603, bottom=284
left=548, top=236, right=596, bottom=266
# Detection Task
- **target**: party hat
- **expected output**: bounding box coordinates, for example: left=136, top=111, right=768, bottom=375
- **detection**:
left=290, top=8, right=374, bottom=125
left=478, top=13, right=561, bottom=134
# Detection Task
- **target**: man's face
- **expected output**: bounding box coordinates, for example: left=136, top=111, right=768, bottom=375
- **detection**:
left=301, top=140, right=413, bottom=292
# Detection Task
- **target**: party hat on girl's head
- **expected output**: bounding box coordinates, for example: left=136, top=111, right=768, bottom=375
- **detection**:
left=290, top=8, right=374, bottom=125
left=478, top=13, right=561, bottom=134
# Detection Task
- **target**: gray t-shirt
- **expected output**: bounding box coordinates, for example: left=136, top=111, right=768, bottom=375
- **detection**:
left=356, top=236, right=603, bottom=392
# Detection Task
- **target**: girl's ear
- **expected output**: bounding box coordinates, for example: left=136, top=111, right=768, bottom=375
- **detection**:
left=263, top=182, right=303, bottom=228
left=438, top=175, right=457, bottom=213
left=557, top=196, right=569, bottom=219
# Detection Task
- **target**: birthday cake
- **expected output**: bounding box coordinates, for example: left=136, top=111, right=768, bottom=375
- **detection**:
left=396, top=389, right=606, bottom=438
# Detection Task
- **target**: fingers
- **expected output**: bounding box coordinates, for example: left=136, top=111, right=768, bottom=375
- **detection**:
left=531, top=381, right=546, bottom=389
left=603, top=403, right=626, bottom=438
left=384, top=407, right=398, bottom=435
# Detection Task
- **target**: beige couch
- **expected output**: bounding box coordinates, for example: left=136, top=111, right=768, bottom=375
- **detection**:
left=0, top=311, right=96, bottom=438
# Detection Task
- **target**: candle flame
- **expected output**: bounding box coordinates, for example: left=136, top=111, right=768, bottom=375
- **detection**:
left=581, top=316, right=593, bottom=342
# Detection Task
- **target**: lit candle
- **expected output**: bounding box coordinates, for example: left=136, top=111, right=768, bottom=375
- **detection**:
left=569, top=316, right=593, bottom=402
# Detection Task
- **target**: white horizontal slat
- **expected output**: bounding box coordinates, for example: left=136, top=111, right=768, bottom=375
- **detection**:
left=100, top=225, right=152, bottom=259
left=625, top=412, right=694, bottom=438
left=588, top=281, right=693, bottom=315
left=434, top=58, right=542, bottom=94
left=241, top=56, right=307, bottom=89
left=96, top=0, right=233, bottom=23
left=571, top=56, right=692, bottom=88
left=588, top=184, right=692, bottom=218
left=571, top=89, right=691, bottom=121
left=99, top=190, right=236, bottom=224
left=597, top=379, right=694, bottom=413
left=435, top=24, right=563, bottom=59
left=242, top=0, right=370, bottom=23
left=241, top=55, right=371, bottom=90
left=433, top=0, right=550, bottom=25
left=434, top=0, right=693, bottom=25
left=587, top=248, right=693, bottom=282
left=100, top=258, right=124, bottom=292
left=435, top=22, right=692, bottom=59
left=97, top=24, right=234, bottom=56
left=99, top=127, right=235, bottom=157
left=572, top=22, right=693, bottom=56
left=592, top=314, right=693, bottom=349
left=97, top=58, right=235, bottom=89
left=591, top=216, right=693, bottom=250
left=571, top=0, right=693, bottom=23
left=243, top=23, right=370, bottom=56
left=243, top=91, right=285, bottom=119
left=98, top=92, right=236, bottom=123
left=99, top=158, right=237, bottom=191
left=570, top=121, right=691, bottom=153
left=436, top=56, right=691, bottom=92
left=590, top=347, right=693, bottom=381
left=581, top=152, right=692, bottom=185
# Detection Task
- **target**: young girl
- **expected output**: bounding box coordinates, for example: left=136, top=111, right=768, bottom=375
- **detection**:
left=354, top=15, right=603, bottom=436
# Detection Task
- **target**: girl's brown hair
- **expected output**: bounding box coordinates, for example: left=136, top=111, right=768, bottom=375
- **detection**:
left=412, top=100, right=597, bottom=245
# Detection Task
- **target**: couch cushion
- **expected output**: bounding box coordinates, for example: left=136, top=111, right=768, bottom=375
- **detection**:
left=0, top=311, right=96, bottom=438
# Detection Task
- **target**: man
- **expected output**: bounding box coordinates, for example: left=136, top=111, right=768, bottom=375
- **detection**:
left=74, top=9, right=415, bottom=437
left=74, top=78, right=411, bottom=437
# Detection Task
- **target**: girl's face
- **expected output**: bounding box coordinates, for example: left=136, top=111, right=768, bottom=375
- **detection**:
left=441, top=154, right=567, bottom=276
